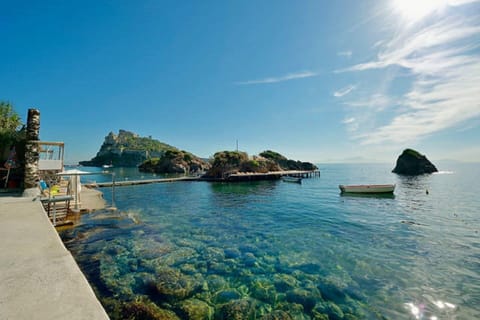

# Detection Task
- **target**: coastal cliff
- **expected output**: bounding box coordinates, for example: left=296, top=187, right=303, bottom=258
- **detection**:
left=80, top=130, right=176, bottom=167
left=392, top=149, right=438, bottom=175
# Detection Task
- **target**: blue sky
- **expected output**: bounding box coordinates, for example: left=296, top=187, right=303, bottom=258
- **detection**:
left=1, top=0, right=479, bottom=164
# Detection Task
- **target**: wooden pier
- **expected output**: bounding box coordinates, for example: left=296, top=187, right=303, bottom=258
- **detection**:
left=223, top=170, right=320, bottom=182
left=84, top=176, right=200, bottom=188
left=84, top=170, right=320, bottom=188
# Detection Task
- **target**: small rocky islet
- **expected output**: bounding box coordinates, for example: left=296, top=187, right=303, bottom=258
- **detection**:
left=392, top=148, right=438, bottom=175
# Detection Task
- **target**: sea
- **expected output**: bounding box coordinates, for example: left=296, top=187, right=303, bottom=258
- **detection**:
left=60, top=163, right=480, bottom=319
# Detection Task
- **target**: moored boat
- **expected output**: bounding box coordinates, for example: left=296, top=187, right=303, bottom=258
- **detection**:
left=339, top=184, right=395, bottom=194
left=282, top=176, right=302, bottom=183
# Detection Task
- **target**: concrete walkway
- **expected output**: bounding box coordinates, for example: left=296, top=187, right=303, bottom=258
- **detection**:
left=0, top=196, right=109, bottom=320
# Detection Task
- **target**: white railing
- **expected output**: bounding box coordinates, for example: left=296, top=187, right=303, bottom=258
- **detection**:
left=35, top=141, right=65, bottom=171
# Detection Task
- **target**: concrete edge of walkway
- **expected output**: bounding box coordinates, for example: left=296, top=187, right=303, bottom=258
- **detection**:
left=0, top=195, right=110, bottom=320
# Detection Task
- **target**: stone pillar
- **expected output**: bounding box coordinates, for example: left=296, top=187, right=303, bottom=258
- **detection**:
left=23, top=109, right=41, bottom=196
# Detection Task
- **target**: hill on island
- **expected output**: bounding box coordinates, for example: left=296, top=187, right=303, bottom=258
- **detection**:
left=139, top=149, right=210, bottom=174
left=79, top=130, right=177, bottom=167
left=80, top=130, right=318, bottom=178
left=203, top=150, right=318, bottom=179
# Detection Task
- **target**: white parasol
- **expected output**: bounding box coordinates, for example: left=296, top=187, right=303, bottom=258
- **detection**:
left=57, top=169, right=97, bottom=210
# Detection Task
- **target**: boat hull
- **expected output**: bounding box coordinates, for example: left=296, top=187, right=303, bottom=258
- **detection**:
left=282, top=176, right=302, bottom=183
left=339, top=184, right=395, bottom=194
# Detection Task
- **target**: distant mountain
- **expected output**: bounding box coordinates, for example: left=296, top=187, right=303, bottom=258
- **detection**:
left=80, top=130, right=177, bottom=167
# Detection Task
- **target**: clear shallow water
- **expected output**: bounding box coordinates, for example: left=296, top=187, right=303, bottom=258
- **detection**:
left=61, top=163, right=480, bottom=319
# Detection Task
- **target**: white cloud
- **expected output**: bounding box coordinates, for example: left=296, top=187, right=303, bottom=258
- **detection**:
left=235, top=71, right=317, bottom=85
left=342, top=117, right=355, bottom=124
left=341, top=13, right=480, bottom=145
left=338, top=50, right=352, bottom=58
left=346, top=93, right=393, bottom=111
left=448, top=0, right=480, bottom=6
left=333, top=84, right=356, bottom=97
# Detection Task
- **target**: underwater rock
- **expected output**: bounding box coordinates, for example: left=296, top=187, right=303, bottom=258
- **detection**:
left=206, top=275, right=228, bottom=292
left=260, top=310, right=293, bottom=320
left=276, top=302, right=308, bottom=320
left=285, top=288, right=322, bottom=312
left=194, top=260, right=209, bottom=274
left=179, top=263, right=197, bottom=275
left=224, top=248, right=241, bottom=259
left=104, top=243, right=128, bottom=256
left=176, top=298, right=214, bottom=320
left=122, top=297, right=180, bottom=320
left=250, top=278, right=277, bottom=305
left=99, top=256, right=137, bottom=299
left=312, top=301, right=344, bottom=320
left=174, top=238, right=206, bottom=251
left=274, top=274, right=299, bottom=292
left=318, top=279, right=347, bottom=302
left=133, top=238, right=174, bottom=260
left=213, top=289, right=242, bottom=304
left=152, top=267, right=200, bottom=301
left=202, top=246, right=226, bottom=262
left=100, top=297, right=124, bottom=319
left=208, top=261, right=233, bottom=275
left=296, top=263, right=322, bottom=275
left=239, top=244, right=260, bottom=255
left=243, top=252, right=258, bottom=267
left=216, top=298, right=257, bottom=320
left=163, top=247, right=198, bottom=266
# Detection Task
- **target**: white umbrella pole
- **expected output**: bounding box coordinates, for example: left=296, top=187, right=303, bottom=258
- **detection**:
left=74, top=175, right=79, bottom=210
left=4, top=168, right=10, bottom=188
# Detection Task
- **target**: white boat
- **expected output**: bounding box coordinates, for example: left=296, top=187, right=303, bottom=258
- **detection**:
left=102, top=164, right=113, bottom=169
left=339, top=184, right=395, bottom=194
left=282, top=176, right=302, bottom=183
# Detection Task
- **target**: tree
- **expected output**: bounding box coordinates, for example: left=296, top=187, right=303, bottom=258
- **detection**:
left=0, top=101, right=22, bottom=133
left=0, top=101, right=24, bottom=160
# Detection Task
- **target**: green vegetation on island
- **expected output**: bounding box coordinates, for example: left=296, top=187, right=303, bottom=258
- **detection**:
left=138, top=149, right=210, bottom=174
left=83, top=130, right=318, bottom=179
left=80, top=130, right=177, bottom=167
left=203, top=150, right=318, bottom=179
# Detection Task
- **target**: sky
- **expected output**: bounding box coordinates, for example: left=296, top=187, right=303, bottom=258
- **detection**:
left=1, top=0, right=479, bottom=164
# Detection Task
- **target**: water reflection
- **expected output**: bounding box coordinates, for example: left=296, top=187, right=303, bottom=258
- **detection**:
left=395, top=173, right=432, bottom=191
left=405, top=299, right=456, bottom=319
left=209, top=180, right=277, bottom=195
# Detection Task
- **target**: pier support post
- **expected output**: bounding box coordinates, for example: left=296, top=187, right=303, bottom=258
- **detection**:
left=22, top=109, right=41, bottom=197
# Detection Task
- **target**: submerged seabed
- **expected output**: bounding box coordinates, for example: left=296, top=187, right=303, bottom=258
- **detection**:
left=61, top=164, right=480, bottom=319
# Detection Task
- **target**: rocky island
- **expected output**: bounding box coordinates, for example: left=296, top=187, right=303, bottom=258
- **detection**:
left=138, top=150, right=210, bottom=175
left=202, top=150, right=318, bottom=180
left=80, top=130, right=176, bottom=167
left=82, top=130, right=318, bottom=180
left=392, top=148, right=438, bottom=175
left=139, top=149, right=318, bottom=180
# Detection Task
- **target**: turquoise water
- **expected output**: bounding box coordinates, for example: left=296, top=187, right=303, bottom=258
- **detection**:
left=61, top=163, right=480, bottom=319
